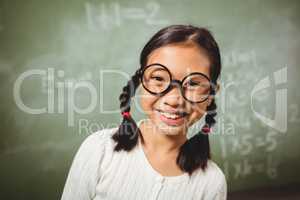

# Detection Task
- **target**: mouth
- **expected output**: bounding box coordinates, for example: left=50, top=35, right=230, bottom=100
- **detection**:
left=154, top=108, right=188, bottom=126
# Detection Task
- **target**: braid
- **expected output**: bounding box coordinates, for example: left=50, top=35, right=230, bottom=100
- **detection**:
left=112, top=69, right=141, bottom=151
left=177, top=92, right=217, bottom=176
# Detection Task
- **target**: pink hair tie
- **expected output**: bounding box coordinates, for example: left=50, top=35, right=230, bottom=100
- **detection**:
left=201, top=125, right=211, bottom=134
left=121, top=111, right=131, bottom=118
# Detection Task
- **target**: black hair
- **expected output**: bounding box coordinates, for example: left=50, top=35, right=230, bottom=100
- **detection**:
left=112, top=24, right=221, bottom=176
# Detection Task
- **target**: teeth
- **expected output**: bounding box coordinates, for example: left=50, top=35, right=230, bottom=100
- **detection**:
left=159, top=111, right=182, bottom=119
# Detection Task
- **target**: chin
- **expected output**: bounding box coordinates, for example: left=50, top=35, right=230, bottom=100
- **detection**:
left=151, top=115, right=188, bottom=136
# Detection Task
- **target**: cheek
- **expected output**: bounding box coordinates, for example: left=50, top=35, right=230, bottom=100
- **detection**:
left=139, top=89, right=158, bottom=115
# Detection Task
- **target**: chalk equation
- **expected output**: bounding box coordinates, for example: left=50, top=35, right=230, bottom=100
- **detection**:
left=220, top=130, right=279, bottom=159
left=222, top=154, right=278, bottom=180
left=85, top=1, right=169, bottom=31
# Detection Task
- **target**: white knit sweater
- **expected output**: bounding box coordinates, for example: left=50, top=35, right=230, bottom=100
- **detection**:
left=61, top=119, right=227, bottom=200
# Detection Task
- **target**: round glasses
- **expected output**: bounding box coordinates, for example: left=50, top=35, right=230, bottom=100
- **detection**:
left=140, top=63, right=214, bottom=103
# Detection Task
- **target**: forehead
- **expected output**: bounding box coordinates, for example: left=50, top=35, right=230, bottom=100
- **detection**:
left=146, top=43, right=211, bottom=79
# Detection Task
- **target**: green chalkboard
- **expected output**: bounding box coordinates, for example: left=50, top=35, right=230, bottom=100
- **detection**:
left=0, top=0, right=300, bottom=199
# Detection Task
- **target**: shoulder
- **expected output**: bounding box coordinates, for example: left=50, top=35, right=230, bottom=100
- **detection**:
left=205, top=160, right=226, bottom=181
left=192, top=160, right=227, bottom=190
left=200, top=160, right=227, bottom=199
left=61, top=127, right=119, bottom=199
left=69, top=127, right=119, bottom=177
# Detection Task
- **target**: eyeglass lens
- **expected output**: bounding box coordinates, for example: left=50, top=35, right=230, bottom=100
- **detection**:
left=141, top=64, right=212, bottom=103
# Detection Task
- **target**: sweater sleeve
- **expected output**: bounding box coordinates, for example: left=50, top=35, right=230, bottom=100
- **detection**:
left=212, top=174, right=227, bottom=200
left=203, top=161, right=228, bottom=200
left=61, top=131, right=107, bottom=200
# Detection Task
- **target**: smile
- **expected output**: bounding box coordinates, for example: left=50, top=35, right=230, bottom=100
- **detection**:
left=155, top=109, right=188, bottom=126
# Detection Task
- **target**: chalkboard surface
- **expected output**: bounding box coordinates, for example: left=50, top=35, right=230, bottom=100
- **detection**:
left=0, top=0, right=300, bottom=199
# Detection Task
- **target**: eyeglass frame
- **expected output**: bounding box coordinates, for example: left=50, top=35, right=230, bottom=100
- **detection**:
left=139, top=63, right=216, bottom=104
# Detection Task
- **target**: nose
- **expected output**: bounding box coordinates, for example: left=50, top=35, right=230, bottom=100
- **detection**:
left=162, top=81, right=185, bottom=107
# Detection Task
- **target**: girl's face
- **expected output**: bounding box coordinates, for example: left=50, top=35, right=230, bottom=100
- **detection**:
left=139, top=43, right=213, bottom=136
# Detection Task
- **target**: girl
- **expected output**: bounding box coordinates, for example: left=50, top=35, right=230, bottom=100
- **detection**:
left=61, top=25, right=227, bottom=200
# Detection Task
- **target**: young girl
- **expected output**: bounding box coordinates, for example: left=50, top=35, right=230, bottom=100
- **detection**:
left=61, top=25, right=227, bottom=200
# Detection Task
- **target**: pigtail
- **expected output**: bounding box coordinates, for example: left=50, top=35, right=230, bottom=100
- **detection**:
left=177, top=91, right=217, bottom=176
left=112, top=70, right=141, bottom=151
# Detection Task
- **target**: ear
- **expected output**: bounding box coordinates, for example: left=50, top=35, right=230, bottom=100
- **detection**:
left=207, top=96, right=213, bottom=107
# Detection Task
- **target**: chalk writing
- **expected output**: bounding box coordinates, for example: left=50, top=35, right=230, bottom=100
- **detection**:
left=222, top=155, right=278, bottom=181
left=85, top=1, right=169, bottom=31
left=229, top=131, right=279, bottom=156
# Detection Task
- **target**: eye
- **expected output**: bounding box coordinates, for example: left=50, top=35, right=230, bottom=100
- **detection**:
left=150, top=76, right=165, bottom=81
left=186, top=80, right=200, bottom=87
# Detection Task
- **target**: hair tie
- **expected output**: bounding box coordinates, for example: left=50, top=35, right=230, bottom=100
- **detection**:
left=121, top=111, right=131, bottom=118
left=201, top=125, right=211, bottom=134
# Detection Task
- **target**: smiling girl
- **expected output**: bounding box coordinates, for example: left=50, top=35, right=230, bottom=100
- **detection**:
left=61, top=25, right=227, bottom=200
